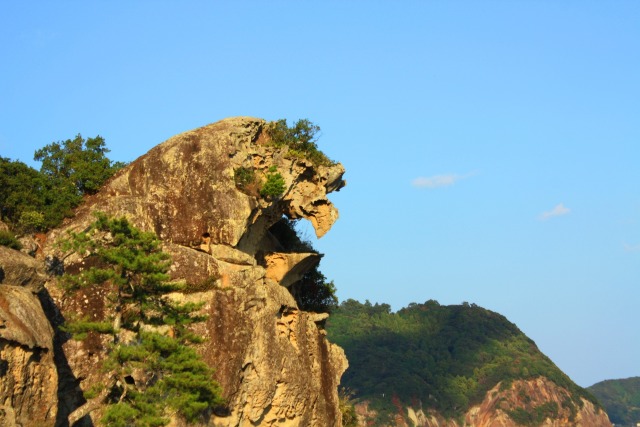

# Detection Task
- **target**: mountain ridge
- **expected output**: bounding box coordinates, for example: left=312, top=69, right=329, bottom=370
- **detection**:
left=327, top=299, right=611, bottom=426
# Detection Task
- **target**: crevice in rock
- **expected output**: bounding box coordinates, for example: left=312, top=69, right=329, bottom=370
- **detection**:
left=37, top=289, right=91, bottom=427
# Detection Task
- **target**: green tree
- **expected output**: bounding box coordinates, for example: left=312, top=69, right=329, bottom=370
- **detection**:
left=35, top=134, right=125, bottom=196
left=59, top=213, right=223, bottom=426
left=0, top=135, right=125, bottom=232
left=0, top=157, right=48, bottom=227
left=260, top=166, right=286, bottom=199
left=326, top=300, right=598, bottom=424
left=291, top=267, right=338, bottom=314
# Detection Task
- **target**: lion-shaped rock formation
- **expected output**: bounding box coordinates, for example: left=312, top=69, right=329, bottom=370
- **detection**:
left=41, top=117, right=348, bottom=426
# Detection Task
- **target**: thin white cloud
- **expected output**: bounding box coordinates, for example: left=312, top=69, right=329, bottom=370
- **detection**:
left=623, top=243, right=640, bottom=252
left=539, top=203, right=570, bottom=220
left=412, top=172, right=475, bottom=189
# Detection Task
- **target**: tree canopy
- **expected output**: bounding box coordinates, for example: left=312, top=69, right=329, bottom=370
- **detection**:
left=326, top=299, right=599, bottom=425
left=34, top=134, right=125, bottom=196
left=0, top=135, right=124, bottom=232
left=588, top=377, right=640, bottom=425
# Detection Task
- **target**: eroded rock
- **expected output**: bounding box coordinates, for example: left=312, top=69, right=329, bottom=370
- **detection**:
left=43, top=117, right=348, bottom=426
left=0, top=245, right=47, bottom=292
left=264, top=252, right=322, bottom=288
left=358, top=377, right=612, bottom=427
left=0, top=285, right=57, bottom=425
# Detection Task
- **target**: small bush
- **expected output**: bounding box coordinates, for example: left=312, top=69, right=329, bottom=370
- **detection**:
left=260, top=167, right=286, bottom=199
left=339, top=388, right=358, bottom=427
left=18, top=210, right=46, bottom=233
left=0, top=230, right=22, bottom=250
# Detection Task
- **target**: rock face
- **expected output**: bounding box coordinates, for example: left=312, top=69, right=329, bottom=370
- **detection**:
left=52, top=117, right=345, bottom=249
left=357, top=378, right=612, bottom=427
left=0, top=247, right=57, bottom=426
left=44, top=117, right=348, bottom=426
left=0, top=245, right=48, bottom=292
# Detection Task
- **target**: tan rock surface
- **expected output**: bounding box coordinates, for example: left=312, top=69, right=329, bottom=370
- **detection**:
left=0, top=285, right=57, bottom=426
left=43, top=117, right=348, bottom=426
left=358, top=377, right=612, bottom=427
left=0, top=245, right=47, bottom=292
left=264, top=252, right=322, bottom=288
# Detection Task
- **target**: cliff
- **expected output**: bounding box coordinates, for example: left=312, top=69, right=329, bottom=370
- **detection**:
left=0, top=246, right=57, bottom=425
left=0, top=117, right=614, bottom=427
left=33, top=117, right=347, bottom=426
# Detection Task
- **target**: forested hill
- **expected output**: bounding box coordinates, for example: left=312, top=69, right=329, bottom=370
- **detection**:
left=326, top=299, right=601, bottom=424
left=588, top=377, right=640, bottom=426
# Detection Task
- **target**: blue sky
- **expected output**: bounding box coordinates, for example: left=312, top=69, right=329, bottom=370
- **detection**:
left=1, top=2, right=638, bottom=388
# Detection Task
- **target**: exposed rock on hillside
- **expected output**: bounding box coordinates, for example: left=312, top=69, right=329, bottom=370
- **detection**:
left=356, top=378, right=611, bottom=427
left=0, top=254, right=57, bottom=426
left=460, top=378, right=611, bottom=427
left=328, top=300, right=612, bottom=427
left=44, top=117, right=348, bottom=426
left=0, top=245, right=47, bottom=292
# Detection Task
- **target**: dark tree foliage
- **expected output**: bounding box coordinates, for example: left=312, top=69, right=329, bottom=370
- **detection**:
left=0, top=157, right=49, bottom=229
left=59, top=213, right=223, bottom=426
left=326, top=299, right=599, bottom=425
left=0, top=135, right=124, bottom=232
left=268, top=217, right=315, bottom=253
left=587, top=377, right=640, bottom=425
left=291, top=268, right=338, bottom=314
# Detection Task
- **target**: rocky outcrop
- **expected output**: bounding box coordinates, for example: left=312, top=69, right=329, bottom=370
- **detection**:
left=0, top=245, right=57, bottom=425
left=0, top=283, right=57, bottom=426
left=357, top=378, right=612, bottom=427
left=43, top=117, right=348, bottom=426
left=49, top=117, right=345, bottom=249
left=264, top=252, right=322, bottom=288
left=0, top=245, right=47, bottom=292
left=460, top=378, right=611, bottom=427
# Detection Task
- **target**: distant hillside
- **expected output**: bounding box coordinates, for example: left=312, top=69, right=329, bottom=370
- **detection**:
left=588, top=377, right=640, bottom=426
left=326, top=299, right=603, bottom=426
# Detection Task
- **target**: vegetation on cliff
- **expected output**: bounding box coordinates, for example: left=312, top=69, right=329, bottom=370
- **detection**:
left=326, top=299, right=600, bottom=425
left=0, top=229, right=22, bottom=250
left=588, top=376, right=640, bottom=426
left=58, top=213, right=223, bottom=426
left=234, top=118, right=333, bottom=199
left=265, top=118, right=335, bottom=166
left=0, top=134, right=123, bottom=232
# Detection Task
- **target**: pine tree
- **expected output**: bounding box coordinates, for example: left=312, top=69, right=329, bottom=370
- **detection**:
left=59, top=212, right=223, bottom=426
